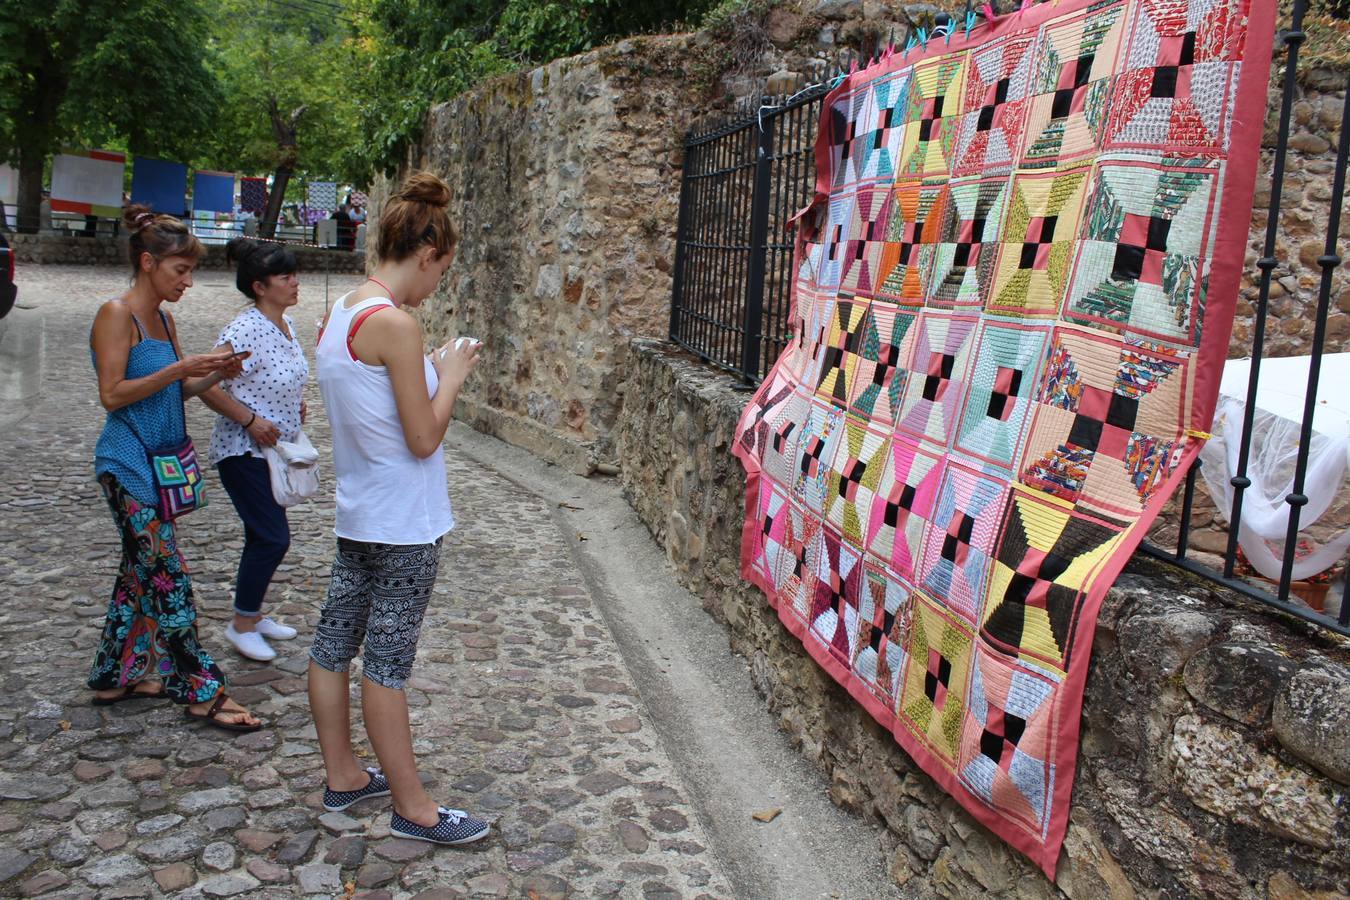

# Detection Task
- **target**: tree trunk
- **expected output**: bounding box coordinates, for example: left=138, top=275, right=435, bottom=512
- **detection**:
left=260, top=166, right=293, bottom=239
left=16, top=142, right=47, bottom=234
left=259, top=98, right=307, bottom=239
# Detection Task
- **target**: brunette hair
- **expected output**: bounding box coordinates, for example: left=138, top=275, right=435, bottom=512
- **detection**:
left=123, top=204, right=204, bottom=276
left=375, top=172, right=457, bottom=263
left=226, top=237, right=298, bottom=301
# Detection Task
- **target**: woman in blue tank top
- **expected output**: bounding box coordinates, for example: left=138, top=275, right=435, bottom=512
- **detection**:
left=87, top=205, right=263, bottom=733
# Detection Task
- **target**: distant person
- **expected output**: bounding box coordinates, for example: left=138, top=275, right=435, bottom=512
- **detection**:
left=308, top=172, right=487, bottom=845
left=333, top=203, right=354, bottom=251
left=87, top=205, right=262, bottom=733
left=201, top=238, right=308, bottom=662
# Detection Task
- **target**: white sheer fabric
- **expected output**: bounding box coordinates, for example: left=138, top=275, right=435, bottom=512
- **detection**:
left=1199, top=354, right=1350, bottom=582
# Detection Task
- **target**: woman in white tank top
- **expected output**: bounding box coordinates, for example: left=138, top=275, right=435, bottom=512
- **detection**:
left=308, top=173, right=490, bottom=845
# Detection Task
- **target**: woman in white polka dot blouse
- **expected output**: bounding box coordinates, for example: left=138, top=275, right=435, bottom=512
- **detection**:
left=201, top=238, right=309, bottom=662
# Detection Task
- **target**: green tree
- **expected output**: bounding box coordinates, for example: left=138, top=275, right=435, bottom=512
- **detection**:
left=199, top=0, right=365, bottom=235
left=0, top=0, right=220, bottom=230
left=352, top=0, right=720, bottom=177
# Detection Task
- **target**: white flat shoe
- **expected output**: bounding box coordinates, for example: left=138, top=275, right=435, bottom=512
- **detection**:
left=255, top=617, right=298, bottom=640
left=225, top=624, right=277, bottom=661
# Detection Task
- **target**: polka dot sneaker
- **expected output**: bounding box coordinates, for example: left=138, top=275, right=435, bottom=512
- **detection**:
left=322, top=767, right=391, bottom=812
left=389, top=806, right=490, bottom=846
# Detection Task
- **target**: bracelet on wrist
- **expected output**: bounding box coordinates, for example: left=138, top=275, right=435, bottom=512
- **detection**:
left=243, top=412, right=256, bottom=428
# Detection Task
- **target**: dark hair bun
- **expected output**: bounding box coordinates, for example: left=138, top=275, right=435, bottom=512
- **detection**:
left=123, top=203, right=157, bottom=233
left=394, top=173, right=451, bottom=208
left=226, top=236, right=262, bottom=264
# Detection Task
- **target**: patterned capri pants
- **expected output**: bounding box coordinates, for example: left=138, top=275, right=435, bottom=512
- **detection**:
left=309, top=538, right=442, bottom=690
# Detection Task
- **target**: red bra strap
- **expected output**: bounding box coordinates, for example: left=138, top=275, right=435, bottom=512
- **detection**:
left=347, top=305, right=390, bottom=361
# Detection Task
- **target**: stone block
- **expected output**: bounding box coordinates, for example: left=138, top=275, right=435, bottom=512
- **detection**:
left=1272, top=663, right=1350, bottom=785
left=1183, top=642, right=1296, bottom=726
left=1171, top=714, right=1339, bottom=849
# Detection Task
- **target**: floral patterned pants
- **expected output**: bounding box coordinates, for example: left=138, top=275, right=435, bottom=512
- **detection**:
left=87, top=474, right=226, bottom=704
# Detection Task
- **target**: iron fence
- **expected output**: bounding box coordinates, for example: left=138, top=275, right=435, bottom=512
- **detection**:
left=669, top=1, right=1350, bottom=634
left=0, top=212, right=352, bottom=250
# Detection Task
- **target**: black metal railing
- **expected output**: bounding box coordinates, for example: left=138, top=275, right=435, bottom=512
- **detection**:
left=669, top=3, right=1349, bottom=634
left=671, top=80, right=831, bottom=385
left=0, top=212, right=354, bottom=250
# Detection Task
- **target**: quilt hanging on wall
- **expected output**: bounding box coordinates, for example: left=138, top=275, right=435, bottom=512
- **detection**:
left=732, top=0, right=1276, bottom=877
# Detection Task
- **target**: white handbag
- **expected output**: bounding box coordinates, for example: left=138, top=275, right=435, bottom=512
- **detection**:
left=262, top=431, right=321, bottom=507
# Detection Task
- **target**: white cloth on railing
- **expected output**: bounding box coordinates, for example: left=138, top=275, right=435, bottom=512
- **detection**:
left=1199, top=354, right=1350, bottom=581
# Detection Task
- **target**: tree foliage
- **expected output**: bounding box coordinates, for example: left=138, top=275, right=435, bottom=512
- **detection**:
left=0, top=0, right=220, bottom=224
left=1, top=0, right=732, bottom=213
left=349, top=0, right=721, bottom=176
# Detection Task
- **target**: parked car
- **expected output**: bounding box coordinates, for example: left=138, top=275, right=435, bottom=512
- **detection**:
left=0, top=232, right=14, bottom=320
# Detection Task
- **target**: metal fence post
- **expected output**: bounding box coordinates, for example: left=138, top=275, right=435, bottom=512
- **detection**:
left=740, top=108, right=776, bottom=384
left=670, top=138, right=695, bottom=343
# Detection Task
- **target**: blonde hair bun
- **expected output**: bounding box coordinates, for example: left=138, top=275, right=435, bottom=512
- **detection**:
left=394, top=172, right=451, bottom=208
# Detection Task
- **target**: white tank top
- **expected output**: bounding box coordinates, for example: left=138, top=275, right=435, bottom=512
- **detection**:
left=316, top=294, right=454, bottom=545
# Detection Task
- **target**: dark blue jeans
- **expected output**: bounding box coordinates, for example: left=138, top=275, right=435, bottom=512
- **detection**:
left=217, top=454, right=291, bottom=617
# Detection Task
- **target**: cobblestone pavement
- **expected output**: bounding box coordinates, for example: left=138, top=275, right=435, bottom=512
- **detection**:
left=0, top=266, right=734, bottom=898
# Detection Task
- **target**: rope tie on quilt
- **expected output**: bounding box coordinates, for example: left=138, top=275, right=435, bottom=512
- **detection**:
left=1186, top=429, right=1213, bottom=440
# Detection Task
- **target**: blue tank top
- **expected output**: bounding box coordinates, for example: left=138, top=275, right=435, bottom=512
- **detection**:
left=92, top=309, right=186, bottom=507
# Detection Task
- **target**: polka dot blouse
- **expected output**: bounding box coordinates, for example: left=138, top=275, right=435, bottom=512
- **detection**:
left=208, top=306, right=309, bottom=465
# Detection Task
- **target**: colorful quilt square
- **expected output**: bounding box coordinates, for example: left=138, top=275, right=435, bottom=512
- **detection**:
left=1064, top=159, right=1217, bottom=345
left=792, top=400, right=847, bottom=517
left=839, top=185, right=895, bottom=295
left=899, top=57, right=967, bottom=177
left=853, top=567, right=915, bottom=705
left=825, top=418, right=891, bottom=548
left=917, top=462, right=1007, bottom=624
left=1104, top=0, right=1249, bottom=154
left=983, top=487, right=1124, bottom=672
left=899, top=592, right=975, bottom=763
left=895, top=314, right=978, bottom=445
left=865, top=437, right=943, bottom=581
left=926, top=175, right=1011, bottom=310
left=847, top=304, right=920, bottom=423
left=1020, top=6, right=1128, bottom=169
left=953, top=35, right=1037, bottom=175
left=748, top=480, right=800, bottom=592
left=877, top=179, right=950, bottom=305
left=1019, top=327, right=1190, bottom=518
left=807, top=191, right=859, bottom=291
left=954, top=321, right=1050, bottom=472
left=987, top=168, right=1090, bottom=319
left=958, top=646, right=1059, bottom=837
left=806, top=527, right=867, bottom=664
left=816, top=296, right=872, bottom=407
left=851, top=70, right=915, bottom=182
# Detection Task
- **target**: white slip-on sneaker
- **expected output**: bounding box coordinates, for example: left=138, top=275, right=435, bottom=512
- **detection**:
left=225, top=624, right=277, bottom=661
left=255, top=617, right=298, bottom=641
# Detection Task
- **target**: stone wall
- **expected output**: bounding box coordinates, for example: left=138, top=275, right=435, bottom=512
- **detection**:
left=615, top=338, right=1350, bottom=898
left=395, top=36, right=704, bottom=474
left=7, top=232, right=365, bottom=274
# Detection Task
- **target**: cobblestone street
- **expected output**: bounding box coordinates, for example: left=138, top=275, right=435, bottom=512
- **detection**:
left=0, top=265, right=742, bottom=899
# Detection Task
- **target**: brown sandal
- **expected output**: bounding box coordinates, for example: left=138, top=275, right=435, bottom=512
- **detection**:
left=184, top=692, right=263, bottom=733
left=91, top=683, right=168, bottom=706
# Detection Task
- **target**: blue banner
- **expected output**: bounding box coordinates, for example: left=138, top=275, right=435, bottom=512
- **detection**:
left=130, top=157, right=188, bottom=216
left=192, top=171, right=235, bottom=214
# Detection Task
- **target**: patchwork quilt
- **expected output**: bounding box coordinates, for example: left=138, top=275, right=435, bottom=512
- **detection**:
left=732, top=0, right=1275, bottom=876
